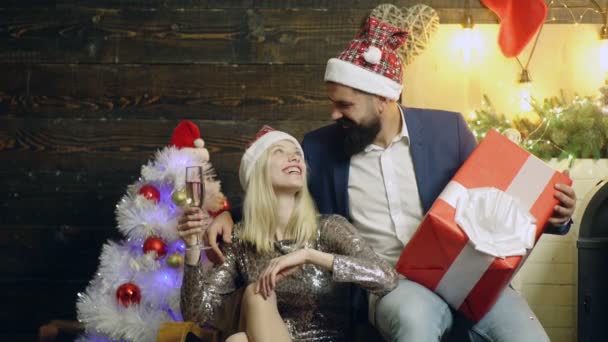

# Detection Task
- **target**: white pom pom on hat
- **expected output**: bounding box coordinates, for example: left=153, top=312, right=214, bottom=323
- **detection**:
left=194, top=138, right=205, bottom=148
left=363, top=46, right=382, bottom=64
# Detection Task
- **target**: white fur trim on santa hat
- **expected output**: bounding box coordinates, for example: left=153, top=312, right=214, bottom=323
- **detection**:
left=239, top=131, right=303, bottom=190
left=324, top=58, right=403, bottom=100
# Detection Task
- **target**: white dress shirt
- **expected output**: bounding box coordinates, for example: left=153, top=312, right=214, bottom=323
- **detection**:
left=348, top=107, right=424, bottom=266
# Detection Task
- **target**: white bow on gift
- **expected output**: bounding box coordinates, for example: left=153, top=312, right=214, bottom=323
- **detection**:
left=454, top=187, right=537, bottom=258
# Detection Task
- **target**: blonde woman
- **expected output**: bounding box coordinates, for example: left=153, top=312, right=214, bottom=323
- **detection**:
left=178, top=127, right=397, bottom=342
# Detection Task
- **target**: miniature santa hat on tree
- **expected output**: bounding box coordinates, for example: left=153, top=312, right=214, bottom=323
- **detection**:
left=170, top=120, right=209, bottom=161
left=480, top=0, right=548, bottom=57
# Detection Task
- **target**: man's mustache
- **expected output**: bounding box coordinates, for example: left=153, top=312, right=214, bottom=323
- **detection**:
left=337, top=117, right=357, bottom=129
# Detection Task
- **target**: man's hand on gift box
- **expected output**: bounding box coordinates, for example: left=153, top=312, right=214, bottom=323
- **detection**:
left=549, top=169, right=576, bottom=227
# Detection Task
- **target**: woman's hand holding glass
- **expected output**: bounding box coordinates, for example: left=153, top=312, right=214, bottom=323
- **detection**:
left=177, top=207, right=211, bottom=249
left=178, top=166, right=211, bottom=263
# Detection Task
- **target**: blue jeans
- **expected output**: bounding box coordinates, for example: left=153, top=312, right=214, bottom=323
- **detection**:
left=373, top=279, right=550, bottom=342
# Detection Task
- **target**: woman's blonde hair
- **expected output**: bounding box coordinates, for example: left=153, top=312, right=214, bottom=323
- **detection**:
left=241, top=144, right=318, bottom=253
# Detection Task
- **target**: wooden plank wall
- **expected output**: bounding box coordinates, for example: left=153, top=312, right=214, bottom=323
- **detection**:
left=0, top=0, right=602, bottom=339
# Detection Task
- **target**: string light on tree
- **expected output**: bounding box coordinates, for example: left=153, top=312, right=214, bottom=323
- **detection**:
left=468, top=86, right=608, bottom=160
left=547, top=1, right=608, bottom=75
left=547, top=0, right=605, bottom=24
left=503, top=128, right=522, bottom=145
left=76, top=120, right=227, bottom=341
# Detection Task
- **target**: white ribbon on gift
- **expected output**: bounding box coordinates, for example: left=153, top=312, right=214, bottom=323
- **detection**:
left=451, top=186, right=537, bottom=258
left=434, top=155, right=555, bottom=309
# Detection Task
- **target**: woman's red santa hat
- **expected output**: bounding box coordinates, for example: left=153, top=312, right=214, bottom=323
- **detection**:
left=239, top=125, right=303, bottom=191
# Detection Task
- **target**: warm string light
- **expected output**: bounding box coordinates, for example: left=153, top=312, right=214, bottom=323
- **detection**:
left=525, top=117, right=552, bottom=149
left=547, top=0, right=605, bottom=24
left=457, top=0, right=484, bottom=64
left=517, top=69, right=534, bottom=112
left=515, top=0, right=608, bottom=99
left=467, top=91, right=607, bottom=160
left=463, top=0, right=608, bottom=160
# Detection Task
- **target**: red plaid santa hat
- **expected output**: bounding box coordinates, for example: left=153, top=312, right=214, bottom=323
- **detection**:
left=325, top=16, right=407, bottom=100
left=239, top=125, right=303, bottom=190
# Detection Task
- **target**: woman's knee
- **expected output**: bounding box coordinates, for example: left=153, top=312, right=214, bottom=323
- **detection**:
left=242, top=283, right=276, bottom=309
left=242, top=283, right=257, bottom=308
left=226, top=332, right=248, bottom=342
left=243, top=283, right=257, bottom=299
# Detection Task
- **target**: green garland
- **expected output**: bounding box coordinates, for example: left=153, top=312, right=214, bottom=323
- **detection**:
left=467, top=83, right=608, bottom=160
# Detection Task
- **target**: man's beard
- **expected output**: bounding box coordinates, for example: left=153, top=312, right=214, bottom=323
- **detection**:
left=338, top=116, right=381, bottom=157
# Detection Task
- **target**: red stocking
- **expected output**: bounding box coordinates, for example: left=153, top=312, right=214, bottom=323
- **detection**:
left=481, top=0, right=548, bottom=57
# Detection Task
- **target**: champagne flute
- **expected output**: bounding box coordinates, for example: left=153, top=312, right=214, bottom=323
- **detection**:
left=186, top=166, right=205, bottom=208
left=185, top=166, right=210, bottom=250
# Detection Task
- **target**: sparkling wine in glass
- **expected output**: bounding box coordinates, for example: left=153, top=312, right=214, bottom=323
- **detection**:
left=185, top=166, right=210, bottom=250
left=185, top=166, right=205, bottom=208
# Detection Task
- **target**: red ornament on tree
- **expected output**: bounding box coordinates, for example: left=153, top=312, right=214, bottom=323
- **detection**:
left=143, top=236, right=167, bottom=259
left=116, top=282, right=141, bottom=307
left=138, top=184, right=161, bottom=203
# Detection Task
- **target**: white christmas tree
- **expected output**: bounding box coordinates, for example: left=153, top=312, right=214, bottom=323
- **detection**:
left=76, top=121, right=227, bottom=342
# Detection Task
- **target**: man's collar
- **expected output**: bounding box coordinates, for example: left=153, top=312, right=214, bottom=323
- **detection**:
left=363, top=105, right=410, bottom=152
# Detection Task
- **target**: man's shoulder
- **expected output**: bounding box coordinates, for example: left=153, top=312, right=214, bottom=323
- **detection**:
left=404, top=106, right=463, bottom=121
left=404, top=106, right=466, bottom=134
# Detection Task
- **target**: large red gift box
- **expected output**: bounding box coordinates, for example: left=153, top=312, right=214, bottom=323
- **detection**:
left=396, top=129, right=572, bottom=322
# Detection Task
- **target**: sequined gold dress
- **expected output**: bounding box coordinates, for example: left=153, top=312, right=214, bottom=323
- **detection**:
left=181, top=215, right=398, bottom=341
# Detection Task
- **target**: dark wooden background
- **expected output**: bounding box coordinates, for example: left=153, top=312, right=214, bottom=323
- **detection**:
left=0, top=0, right=603, bottom=340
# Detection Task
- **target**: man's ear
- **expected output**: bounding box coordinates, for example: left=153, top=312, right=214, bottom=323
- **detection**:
left=376, top=95, right=390, bottom=114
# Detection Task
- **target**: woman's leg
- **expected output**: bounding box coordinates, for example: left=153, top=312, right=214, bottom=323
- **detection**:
left=226, top=332, right=249, bottom=342
left=240, top=283, right=291, bottom=342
